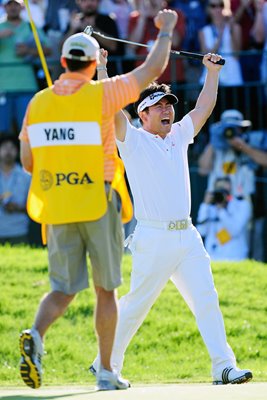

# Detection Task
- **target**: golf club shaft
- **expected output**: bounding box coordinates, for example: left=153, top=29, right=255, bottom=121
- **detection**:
left=85, top=27, right=225, bottom=66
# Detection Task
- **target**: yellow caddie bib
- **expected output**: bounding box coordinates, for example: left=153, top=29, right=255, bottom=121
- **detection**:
left=27, top=82, right=107, bottom=224
left=111, top=153, right=133, bottom=224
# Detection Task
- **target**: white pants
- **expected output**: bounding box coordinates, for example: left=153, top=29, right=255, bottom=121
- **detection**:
left=95, top=223, right=236, bottom=378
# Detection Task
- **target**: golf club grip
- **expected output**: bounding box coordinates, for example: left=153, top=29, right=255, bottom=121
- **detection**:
left=173, top=50, right=225, bottom=65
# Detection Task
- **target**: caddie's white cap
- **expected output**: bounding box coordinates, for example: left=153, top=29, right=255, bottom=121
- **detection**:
left=137, top=91, right=178, bottom=114
left=220, top=109, right=251, bottom=128
left=62, top=33, right=99, bottom=61
left=2, top=0, right=23, bottom=5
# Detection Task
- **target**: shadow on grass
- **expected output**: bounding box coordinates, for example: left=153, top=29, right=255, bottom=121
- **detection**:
left=0, top=390, right=98, bottom=400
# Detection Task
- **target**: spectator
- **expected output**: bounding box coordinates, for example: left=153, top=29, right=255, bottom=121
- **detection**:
left=44, top=0, right=78, bottom=33
left=197, top=177, right=252, bottom=260
left=170, top=0, right=207, bottom=52
left=43, top=1, right=78, bottom=80
left=0, top=136, right=31, bottom=245
left=65, top=0, right=124, bottom=76
left=0, top=0, right=51, bottom=135
left=21, top=0, right=46, bottom=28
left=231, top=0, right=264, bottom=82
left=198, top=109, right=254, bottom=196
left=198, top=0, right=243, bottom=86
left=168, top=0, right=208, bottom=105
left=228, top=132, right=267, bottom=261
left=198, top=109, right=267, bottom=261
left=98, top=0, right=134, bottom=40
left=127, top=0, right=186, bottom=85
left=251, top=0, right=267, bottom=88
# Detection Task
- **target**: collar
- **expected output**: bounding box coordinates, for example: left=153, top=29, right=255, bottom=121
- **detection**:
left=59, top=72, right=91, bottom=82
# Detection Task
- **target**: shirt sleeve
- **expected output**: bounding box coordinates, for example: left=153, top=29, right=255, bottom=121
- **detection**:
left=173, top=114, right=194, bottom=145
left=103, top=73, right=140, bottom=117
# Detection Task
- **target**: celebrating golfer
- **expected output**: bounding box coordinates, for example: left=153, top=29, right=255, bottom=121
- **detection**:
left=90, top=49, right=253, bottom=385
left=18, top=9, right=178, bottom=391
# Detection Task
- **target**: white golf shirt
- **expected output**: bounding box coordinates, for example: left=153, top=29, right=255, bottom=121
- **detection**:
left=116, top=114, right=194, bottom=221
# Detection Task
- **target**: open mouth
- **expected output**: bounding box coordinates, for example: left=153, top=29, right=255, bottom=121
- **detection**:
left=161, top=118, right=170, bottom=126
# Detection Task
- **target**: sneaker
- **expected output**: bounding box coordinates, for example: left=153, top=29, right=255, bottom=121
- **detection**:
left=96, top=368, right=130, bottom=391
left=19, top=329, right=43, bottom=389
left=213, top=367, right=253, bottom=385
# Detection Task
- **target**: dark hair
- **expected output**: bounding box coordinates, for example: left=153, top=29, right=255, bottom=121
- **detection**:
left=65, top=49, right=94, bottom=72
left=0, top=134, right=19, bottom=150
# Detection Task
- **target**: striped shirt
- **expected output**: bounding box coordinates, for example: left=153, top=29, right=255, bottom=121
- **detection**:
left=19, top=71, right=140, bottom=182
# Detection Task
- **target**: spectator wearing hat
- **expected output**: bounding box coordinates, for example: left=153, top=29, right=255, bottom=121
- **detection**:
left=0, top=0, right=51, bottom=135
left=198, top=109, right=255, bottom=197
left=198, top=109, right=267, bottom=261
left=197, top=176, right=252, bottom=260
left=0, top=135, right=31, bottom=244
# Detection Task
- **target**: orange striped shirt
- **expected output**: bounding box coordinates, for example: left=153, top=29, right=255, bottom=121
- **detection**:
left=19, top=72, right=140, bottom=182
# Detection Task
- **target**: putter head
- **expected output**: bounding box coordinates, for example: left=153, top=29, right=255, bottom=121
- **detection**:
left=84, top=25, right=93, bottom=36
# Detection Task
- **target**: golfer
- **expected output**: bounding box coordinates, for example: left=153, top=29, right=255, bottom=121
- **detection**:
left=18, top=9, right=178, bottom=391
left=90, top=49, right=253, bottom=385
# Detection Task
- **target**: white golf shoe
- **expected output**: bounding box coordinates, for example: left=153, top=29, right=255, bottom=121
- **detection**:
left=96, top=368, right=130, bottom=391
left=213, top=366, right=253, bottom=385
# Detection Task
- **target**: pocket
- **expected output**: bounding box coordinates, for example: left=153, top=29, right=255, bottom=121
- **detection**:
left=130, top=226, right=158, bottom=254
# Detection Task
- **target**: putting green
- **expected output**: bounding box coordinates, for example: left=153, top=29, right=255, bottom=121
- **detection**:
left=0, top=383, right=266, bottom=400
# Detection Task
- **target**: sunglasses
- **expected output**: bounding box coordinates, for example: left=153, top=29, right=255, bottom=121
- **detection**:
left=209, top=3, right=224, bottom=8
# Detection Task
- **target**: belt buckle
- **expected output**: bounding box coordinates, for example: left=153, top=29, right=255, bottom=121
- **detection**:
left=168, top=221, right=176, bottom=230
left=178, top=220, right=187, bottom=230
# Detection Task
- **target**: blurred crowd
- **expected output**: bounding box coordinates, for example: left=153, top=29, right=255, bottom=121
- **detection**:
left=0, top=0, right=266, bottom=261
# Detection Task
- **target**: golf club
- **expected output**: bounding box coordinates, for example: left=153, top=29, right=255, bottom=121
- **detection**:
left=84, top=26, right=225, bottom=65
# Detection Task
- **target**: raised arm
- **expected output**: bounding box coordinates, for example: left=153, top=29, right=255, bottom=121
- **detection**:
left=189, top=54, right=223, bottom=136
left=97, top=49, right=128, bottom=141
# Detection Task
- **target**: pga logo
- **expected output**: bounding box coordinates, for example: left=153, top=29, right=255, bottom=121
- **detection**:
left=39, top=170, right=93, bottom=190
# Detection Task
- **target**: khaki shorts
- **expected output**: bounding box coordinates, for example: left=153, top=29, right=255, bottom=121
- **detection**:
left=46, top=188, right=123, bottom=294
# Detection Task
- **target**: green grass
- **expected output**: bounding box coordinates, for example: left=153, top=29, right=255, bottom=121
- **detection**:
left=0, top=245, right=266, bottom=386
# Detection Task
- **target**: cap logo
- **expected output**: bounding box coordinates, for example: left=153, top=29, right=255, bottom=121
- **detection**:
left=70, top=41, right=87, bottom=49
left=149, top=92, right=165, bottom=100
left=137, top=91, right=178, bottom=114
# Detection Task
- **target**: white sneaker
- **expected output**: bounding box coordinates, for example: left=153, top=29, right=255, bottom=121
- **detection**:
left=213, top=367, right=253, bottom=385
left=96, top=368, right=130, bottom=391
left=19, top=328, right=43, bottom=389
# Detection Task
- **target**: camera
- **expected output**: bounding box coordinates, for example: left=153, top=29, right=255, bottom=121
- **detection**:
left=222, top=124, right=242, bottom=140
left=210, top=121, right=249, bottom=151
left=210, top=189, right=229, bottom=205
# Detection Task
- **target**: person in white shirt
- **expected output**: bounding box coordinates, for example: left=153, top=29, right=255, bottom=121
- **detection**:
left=91, top=49, right=253, bottom=385
left=196, top=177, right=252, bottom=260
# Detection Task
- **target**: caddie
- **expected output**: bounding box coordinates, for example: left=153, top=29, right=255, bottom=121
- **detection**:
left=18, top=9, right=178, bottom=391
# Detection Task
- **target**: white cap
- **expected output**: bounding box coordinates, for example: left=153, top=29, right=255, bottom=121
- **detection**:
left=62, top=33, right=99, bottom=61
left=2, top=0, right=23, bottom=5
left=137, top=91, right=178, bottom=114
left=220, top=109, right=251, bottom=128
